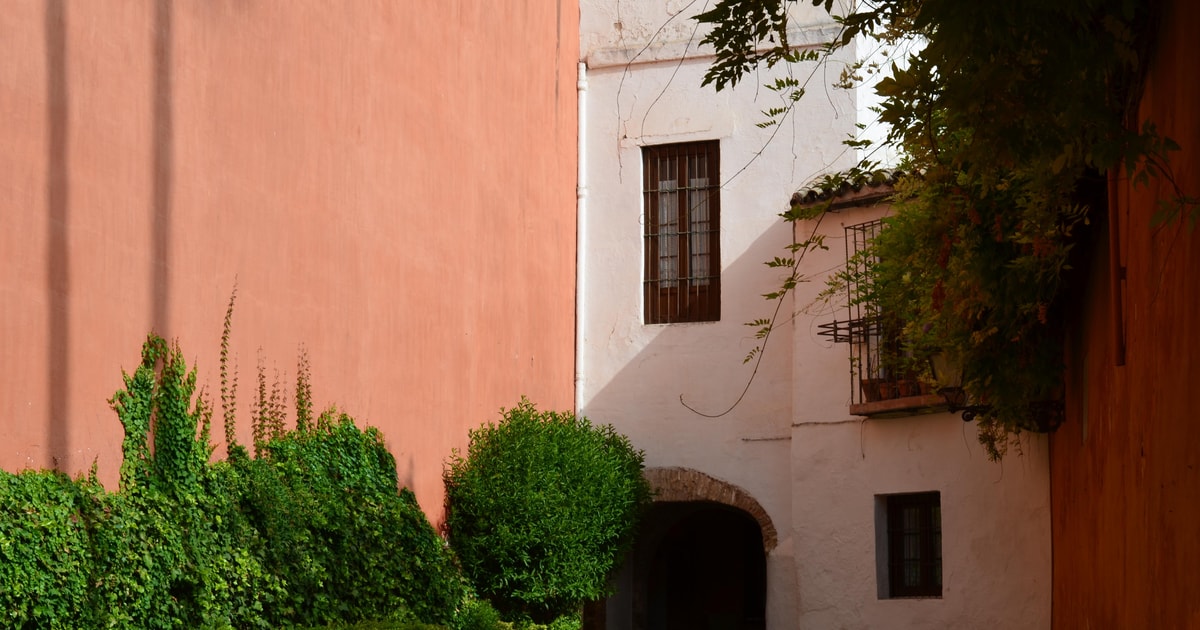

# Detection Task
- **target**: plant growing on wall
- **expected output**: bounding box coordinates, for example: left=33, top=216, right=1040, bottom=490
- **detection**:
left=695, top=0, right=1196, bottom=457
left=106, top=333, right=280, bottom=627
left=443, top=399, right=652, bottom=623
left=3, top=317, right=466, bottom=627
left=242, top=409, right=464, bottom=626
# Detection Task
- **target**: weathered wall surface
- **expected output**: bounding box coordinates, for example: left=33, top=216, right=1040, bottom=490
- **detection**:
left=578, top=3, right=856, bottom=628
left=0, top=0, right=578, bottom=517
left=790, top=202, right=1052, bottom=630
left=789, top=415, right=1051, bottom=629
left=580, top=1, right=1052, bottom=626
left=1051, top=0, right=1200, bottom=625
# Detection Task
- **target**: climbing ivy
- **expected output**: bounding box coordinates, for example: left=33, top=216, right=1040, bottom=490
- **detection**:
left=697, top=0, right=1196, bottom=456
left=1, top=333, right=463, bottom=628
left=0, top=470, right=95, bottom=628
left=242, top=409, right=464, bottom=626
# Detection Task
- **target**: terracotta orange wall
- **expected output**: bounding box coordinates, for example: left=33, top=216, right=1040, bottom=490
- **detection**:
left=0, top=0, right=579, bottom=517
left=1051, top=0, right=1200, bottom=625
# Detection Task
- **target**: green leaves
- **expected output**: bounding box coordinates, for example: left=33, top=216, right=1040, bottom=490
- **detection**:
left=862, top=167, right=1086, bottom=457
left=0, top=471, right=94, bottom=629
left=696, top=0, right=791, bottom=90
left=699, top=0, right=1195, bottom=456
left=443, top=399, right=651, bottom=624
left=4, top=335, right=463, bottom=628
left=109, top=334, right=213, bottom=496
left=244, top=414, right=463, bottom=626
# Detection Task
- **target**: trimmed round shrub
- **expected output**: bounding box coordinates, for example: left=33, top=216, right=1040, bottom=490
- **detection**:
left=443, top=398, right=652, bottom=622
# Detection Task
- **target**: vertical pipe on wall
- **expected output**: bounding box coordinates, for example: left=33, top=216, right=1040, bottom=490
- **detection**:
left=575, top=62, right=589, bottom=415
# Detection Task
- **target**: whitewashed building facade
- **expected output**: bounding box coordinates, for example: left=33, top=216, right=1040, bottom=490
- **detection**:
left=576, top=2, right=1052, bottom=628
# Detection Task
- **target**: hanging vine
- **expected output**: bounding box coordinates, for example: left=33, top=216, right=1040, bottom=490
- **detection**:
left=697, top=0, right=1196, bottom=457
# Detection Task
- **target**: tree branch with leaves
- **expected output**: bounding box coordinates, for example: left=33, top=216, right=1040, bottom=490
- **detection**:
left=698, top=0, right=1194, bottom=457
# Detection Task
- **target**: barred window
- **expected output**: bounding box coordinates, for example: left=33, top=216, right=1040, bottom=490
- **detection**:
left=643, top=141, right=721, bottom=324
left=818, top=219, right=932, bottom=410
left=882, top=492, right=942, bottom=598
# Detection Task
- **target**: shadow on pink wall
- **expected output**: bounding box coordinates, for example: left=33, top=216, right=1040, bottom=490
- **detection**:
left=46, top=0, right=69, bottom=465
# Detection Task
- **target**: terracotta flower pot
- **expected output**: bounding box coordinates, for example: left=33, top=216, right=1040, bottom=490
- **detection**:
left=861, top=378, right=885, bottom=402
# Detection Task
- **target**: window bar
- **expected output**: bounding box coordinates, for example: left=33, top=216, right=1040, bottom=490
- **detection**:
left=643, top=141, right=720, bottom=324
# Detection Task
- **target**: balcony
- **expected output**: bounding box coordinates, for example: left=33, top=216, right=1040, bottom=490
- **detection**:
left=851, top=377, right=944, bottom=417
left=818, top=316, right=945, bottom=417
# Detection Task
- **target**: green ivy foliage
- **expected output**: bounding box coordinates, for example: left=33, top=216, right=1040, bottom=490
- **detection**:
left=443, top=399, right=651, bottom=623
left=0, top=334, right=461, bottom=628
left=0, top=470, right=95, bottom=628
left=102, top=334, right=273, bottom=628
left=698, top=0, right=1193, bottom=456
left=241, top=410, right=464, bottom=626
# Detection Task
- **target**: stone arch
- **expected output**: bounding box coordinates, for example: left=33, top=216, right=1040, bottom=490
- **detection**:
left=643, top=467, right=778, bottom=552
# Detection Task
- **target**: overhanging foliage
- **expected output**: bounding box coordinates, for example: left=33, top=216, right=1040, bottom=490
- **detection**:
left=698, top=0, right=1195, bottom=456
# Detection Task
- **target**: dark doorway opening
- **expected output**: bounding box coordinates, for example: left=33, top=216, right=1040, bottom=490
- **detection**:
left=635, top=502, right=766, bottom=630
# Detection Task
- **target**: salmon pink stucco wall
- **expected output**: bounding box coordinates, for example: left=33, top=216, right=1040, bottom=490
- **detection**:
left=0, top=0, right=579, bottom=517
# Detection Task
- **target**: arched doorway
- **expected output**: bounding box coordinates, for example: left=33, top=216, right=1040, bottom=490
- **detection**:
left=639, top=502, right=766, bottom=630
left=588, top=468, right=773, bottom=630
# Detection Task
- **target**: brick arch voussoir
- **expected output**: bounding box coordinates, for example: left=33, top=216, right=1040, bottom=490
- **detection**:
left=643, top=467, right=778, bottom=552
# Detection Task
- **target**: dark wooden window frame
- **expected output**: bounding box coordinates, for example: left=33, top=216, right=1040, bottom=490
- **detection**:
left=642, top=141, right=721, bottom=324
left=886, top=492, right=942, bottom=598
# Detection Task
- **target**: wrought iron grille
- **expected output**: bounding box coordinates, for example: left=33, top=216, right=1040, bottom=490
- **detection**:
left=886, top=492, right=942, bottom=598
left=818, top=219, right=928, bottom=405
left=643, top=141, right=721, bottom=324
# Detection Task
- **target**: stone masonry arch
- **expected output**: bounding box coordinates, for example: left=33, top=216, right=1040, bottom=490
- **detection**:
left=643, top=467, right=778, bottom=552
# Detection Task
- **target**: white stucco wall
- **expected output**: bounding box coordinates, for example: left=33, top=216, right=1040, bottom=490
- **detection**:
left=579, top=3, right=1051, bottom=629
left=788, top=415, right=1052, bottom=629
left=789, top=203, right=1052, bottom=629
left=579, top=3, right=857, bottom=629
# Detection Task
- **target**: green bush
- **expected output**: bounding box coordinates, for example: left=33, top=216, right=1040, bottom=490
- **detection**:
left=241, top=410, right=464, bottom=626
left=443, top=399, right=652, bottom=623
left=543, top=615, right=582, bottom=630
left=307, top=621, right=448, bottom=630
left=452, top=596, right=503, bottom=630
left=101, top=335, right=282, bottom=628
left=0, top=333, right=463, bottom=628
left=0, top=470, right=94, bottom=629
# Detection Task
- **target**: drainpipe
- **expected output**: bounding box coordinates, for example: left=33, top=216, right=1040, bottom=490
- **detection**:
left=575, top=61, right=588, bottom=416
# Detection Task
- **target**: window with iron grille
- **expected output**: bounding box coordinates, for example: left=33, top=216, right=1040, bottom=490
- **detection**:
left=880, top=492, right=942, bottom=598
left=818, top=219, right=930, bottom=407
left=643, top=141, right=721, bottom=324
